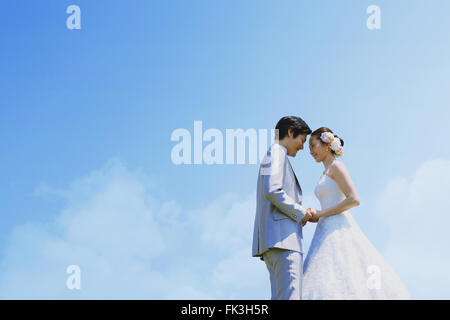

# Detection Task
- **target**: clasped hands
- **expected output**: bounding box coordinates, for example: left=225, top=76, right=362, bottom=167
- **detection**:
left=301, top=208, right=320, bottom=226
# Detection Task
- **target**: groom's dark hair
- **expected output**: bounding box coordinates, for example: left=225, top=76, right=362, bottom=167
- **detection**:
left=275, top=116, right=312, bottom=139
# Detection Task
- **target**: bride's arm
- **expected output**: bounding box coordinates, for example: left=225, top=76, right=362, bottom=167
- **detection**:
left=316, top=162, right=360, bottom=219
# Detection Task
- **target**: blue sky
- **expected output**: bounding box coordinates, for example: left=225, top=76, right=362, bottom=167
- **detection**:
left=0, top=0, right=450, bottom=299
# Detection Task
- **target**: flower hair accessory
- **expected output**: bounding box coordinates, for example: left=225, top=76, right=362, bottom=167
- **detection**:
left=320, top=132, right=344, bottom=157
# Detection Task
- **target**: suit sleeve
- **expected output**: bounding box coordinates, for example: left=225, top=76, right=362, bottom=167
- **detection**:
left=261, top=147, right=307, bottom=223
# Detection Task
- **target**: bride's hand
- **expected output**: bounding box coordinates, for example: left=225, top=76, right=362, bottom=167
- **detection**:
left=309, top=211, right=321, bottom=223
left=306, top=208, right=320, bottom=223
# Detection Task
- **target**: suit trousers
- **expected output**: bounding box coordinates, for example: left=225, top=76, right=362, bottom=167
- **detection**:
left=262, top=248, right=303, bottom=300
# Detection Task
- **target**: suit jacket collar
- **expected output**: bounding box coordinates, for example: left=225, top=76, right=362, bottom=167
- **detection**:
left=273, top=143, right=302, bottom=193
left=287, top=157, right=302, bottom=194
left=275, top=143, right=287, bottom=153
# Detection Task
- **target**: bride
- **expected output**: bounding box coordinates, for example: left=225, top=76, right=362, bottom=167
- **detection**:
left=302, top=127, right=410, bottom=299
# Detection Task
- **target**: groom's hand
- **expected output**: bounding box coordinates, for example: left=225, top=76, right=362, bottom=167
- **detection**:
left=301, top=211, right=312, bottom=226
left=306, top=208, right=320, bottom=223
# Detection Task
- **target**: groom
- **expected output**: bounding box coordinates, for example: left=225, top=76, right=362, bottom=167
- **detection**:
left=252, top=116, right=314, bottom=300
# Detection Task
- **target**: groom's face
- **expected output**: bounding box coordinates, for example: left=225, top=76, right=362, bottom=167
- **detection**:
left=287, top=132, right=307, bottom=157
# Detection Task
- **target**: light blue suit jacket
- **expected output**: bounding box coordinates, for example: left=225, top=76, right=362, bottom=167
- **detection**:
left=252, top=143, right=307, bottom=260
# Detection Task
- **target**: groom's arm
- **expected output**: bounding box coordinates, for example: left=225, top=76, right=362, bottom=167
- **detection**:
left=261, top=148, right=307, bottom=224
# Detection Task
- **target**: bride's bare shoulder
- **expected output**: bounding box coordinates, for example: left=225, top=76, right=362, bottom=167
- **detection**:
left=329, top=160, right=349, bottom=178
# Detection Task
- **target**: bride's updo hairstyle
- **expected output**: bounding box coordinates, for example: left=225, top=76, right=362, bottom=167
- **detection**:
left=311, top=127, right=344, bottom=157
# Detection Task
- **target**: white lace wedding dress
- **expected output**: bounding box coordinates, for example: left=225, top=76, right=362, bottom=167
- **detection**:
left=302, top=173, right=411, bottom=299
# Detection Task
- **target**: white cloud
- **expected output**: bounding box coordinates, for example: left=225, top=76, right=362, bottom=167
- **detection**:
left=0, top=159, right=270, bottom=299
left=10, top=156, right=441, bottom=299
left=375, top=158, right=450, bottom=299
left=211, top=248, right=268, bottom=299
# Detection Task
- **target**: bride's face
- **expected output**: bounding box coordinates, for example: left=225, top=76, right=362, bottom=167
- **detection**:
left=309, top=137, right=329, bottom=162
